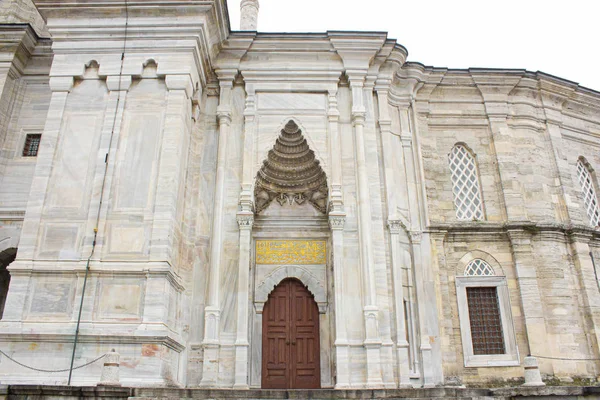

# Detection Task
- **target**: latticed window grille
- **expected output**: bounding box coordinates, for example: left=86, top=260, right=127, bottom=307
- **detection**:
left=448, top=145, right=484, bottom=220
left=466, top=287, right=505, bottom=355
left=464, top=259, right=495, bottom=276
left=576, top=160, right=600, bottom=227
left=22, top=134, right=41, bottom=157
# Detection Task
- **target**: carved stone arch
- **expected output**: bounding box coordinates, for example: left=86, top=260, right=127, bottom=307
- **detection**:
left=450, top=141, right=477, bottom=159
left=577, top=156, right=600, bottom=187
left=255, top=265, right=327, bottom=314
left=141, top=59, right=159, bottom=78
left=82, top=60, right=101, bottom=79
left=456, top=250, right=504, bottom=277
left=85, top=59, right=100, bottom=69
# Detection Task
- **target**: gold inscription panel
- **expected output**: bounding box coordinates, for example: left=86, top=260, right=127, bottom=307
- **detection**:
left=255, top=240, right=326, bottom=265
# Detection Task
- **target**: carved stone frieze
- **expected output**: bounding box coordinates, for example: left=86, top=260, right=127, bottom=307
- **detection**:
left=254, top=120, right=328, bottom=213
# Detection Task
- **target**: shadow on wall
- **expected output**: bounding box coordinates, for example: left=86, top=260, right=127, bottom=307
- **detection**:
left=0, top=248, right=16, bottom=319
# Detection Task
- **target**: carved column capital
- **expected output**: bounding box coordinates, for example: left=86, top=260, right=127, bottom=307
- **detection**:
left=387, top=219, right=406, bottom=234
left=236, top=213, right=254, bottom=230
left=217, top=111, right=232, bottom=125
left=409, top=231, right=423, bottom=244
left=352, top=112, right=366, bottom=126
left=329, top=214, right=346, bottom=231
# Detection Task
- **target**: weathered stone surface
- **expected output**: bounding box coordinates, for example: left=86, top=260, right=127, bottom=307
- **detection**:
left=0, top=0, right=598, bottom=392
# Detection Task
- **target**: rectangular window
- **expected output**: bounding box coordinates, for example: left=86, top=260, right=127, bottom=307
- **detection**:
left=22, top=134, right=42, bottom=157
left=466, top=287, right=505, bottom=355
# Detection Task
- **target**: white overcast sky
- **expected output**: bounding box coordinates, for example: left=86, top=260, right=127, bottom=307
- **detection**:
left=227, top=0, right=600, bottom=92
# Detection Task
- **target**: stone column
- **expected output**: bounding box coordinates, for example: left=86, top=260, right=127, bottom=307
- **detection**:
left=200, top=70, right=236, bottom=387
left=149, top=75, right=194, bottom=262
left=234, top=212, right=253, bottom=388
left=239, top=83, right=256, bottom=211
left=329, top=214, right=349, bottom=388
left=18, top=76, right=74, bottom=259
left=328, top=88, right=344, bottom=212
left=348, top=73, right=382, bottom=387
left=507, top=228, right=552, bottom=374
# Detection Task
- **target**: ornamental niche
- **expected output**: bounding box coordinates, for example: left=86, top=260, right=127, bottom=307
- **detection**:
left=254, top=120, right=328, bottom=214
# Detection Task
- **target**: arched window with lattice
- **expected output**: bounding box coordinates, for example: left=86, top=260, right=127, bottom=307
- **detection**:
left=464, top=259, right=495, bottom=276
left=448, top=144, right=484, bottom=220
left=576, top=158, right=600, bottom=227
left=456, top=254, right=519, bottom=367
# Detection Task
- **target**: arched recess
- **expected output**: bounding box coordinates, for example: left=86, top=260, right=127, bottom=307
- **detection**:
left=255, top=265, right=327, bottom=314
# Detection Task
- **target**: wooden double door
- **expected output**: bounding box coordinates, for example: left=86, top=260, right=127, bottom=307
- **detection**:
left=262, top=278, right=321, bottom=389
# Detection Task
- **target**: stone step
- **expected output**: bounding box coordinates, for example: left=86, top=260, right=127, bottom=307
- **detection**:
left=4, top=385, right=600, bottom=399
left=132, top=387, right=493, bottom=399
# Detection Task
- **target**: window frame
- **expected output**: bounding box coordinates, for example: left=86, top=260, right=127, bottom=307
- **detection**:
left=456, top=275, right=519, bottom=367
left=576, top=158, right=600, bottom=227
left=448, top=144, right=486, bottom=221
left=22, top=133, right=42, bottom=157
left=17, top=128, right=44, bottom=161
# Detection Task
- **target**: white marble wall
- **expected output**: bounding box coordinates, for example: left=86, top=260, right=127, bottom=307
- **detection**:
left=1, top=0, right=600, bottom=390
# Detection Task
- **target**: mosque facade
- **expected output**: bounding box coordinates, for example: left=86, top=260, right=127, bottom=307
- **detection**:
left=0, top=0, right=600, bottom=390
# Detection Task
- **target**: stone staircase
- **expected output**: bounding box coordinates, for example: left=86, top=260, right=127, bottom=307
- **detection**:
left=3, top=385, right=600, bottom=399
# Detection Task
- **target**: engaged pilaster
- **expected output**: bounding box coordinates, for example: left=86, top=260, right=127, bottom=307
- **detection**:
left=348, top=72, right=383, bottom=387
left=568, top=231, right=600, bottom=360
left=329, top=213, right=349, bottom=388
left=387, top=220, right=412, bottom=387
left=328, top=88, right=344, bottom=212
left=507, top=227, right=552, bottom=374
left=18, top=76, right=74, bottom=259
left=200, top=69, right=236, bottom=388
left=234, top=212, right=254, bottom=389
left=149, top=74, right=194, bottom=263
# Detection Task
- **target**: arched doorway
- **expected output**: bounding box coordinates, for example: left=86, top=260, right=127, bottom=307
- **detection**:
left=262, top=278, right=321, bottom=389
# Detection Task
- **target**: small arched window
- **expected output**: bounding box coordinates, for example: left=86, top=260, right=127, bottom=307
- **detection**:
left=448, top=144, right=484, bottom=220
left=464, top=259, right=495, bottom=276
left=576, top=159, right=600, bottom=227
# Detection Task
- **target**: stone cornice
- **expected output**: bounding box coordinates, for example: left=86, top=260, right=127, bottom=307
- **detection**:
left=428, top=221, right=600, bottom=243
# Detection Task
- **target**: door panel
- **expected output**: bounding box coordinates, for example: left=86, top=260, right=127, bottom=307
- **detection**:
left=262, top=278, right=320, bottom=389
left=262, top=282, right=290, bottom=389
